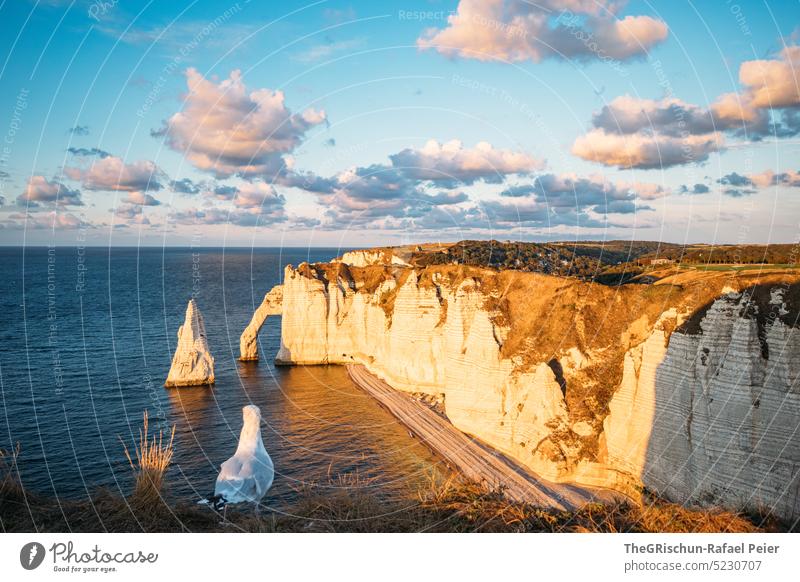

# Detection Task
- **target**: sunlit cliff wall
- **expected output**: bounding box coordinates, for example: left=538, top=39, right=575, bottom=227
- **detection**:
left=268, top=261, right=800, bottom=519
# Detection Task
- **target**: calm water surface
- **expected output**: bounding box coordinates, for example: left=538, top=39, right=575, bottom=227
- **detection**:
left=0, top=247, right=440, bottom=506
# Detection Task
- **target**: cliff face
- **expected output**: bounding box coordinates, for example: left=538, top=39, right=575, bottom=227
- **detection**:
left=605, top=288, right=800, bottom=520
left=270, top=261, right=800, bottom=519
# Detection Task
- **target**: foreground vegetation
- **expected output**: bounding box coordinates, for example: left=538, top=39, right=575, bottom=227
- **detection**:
left=1, top=440, right=789, bottom=533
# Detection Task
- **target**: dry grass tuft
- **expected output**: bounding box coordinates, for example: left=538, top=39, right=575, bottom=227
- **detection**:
left=414, top=475, right=766, bottom=533
left=120, top=411, right=176, bottom=503
left=279, top=472, right=407, bottom=533
left=624, top=493, right=760, bottom=533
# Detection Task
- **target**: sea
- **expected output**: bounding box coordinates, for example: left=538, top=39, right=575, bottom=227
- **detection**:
left=0, top=246, right=440, bottom=507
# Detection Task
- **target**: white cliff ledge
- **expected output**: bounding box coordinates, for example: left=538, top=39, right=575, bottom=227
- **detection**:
left=250, top=260, right=800, bottom=520
left=165, top=299, right=215, bottom=387
left=333, top=248, right=412, bottom=267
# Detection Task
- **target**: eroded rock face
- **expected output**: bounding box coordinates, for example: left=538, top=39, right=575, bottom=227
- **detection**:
left=239, top=285, right=283, bottom=361
left=269, top=262, right=800, bottom=519
left=276, top=264, right=584, bottom=482
left=605, top=289, right=800, bottom=519
left=165, top=299, right=215, bottom=387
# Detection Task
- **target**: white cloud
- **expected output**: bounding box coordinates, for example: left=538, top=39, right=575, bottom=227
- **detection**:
left=17, top=176, right=83, bottom=207
left=573, top=47, right=800, bottom=169
left=198, top=181, right=288, bottom=210
left=389, top=139, right=543, bottom=183
left=2, top=210, right=86, bottom=230
left=122, top=191, right=161, bottom=206
left=292, top=38, right=365, bottom=63
left=65, top=156, right=163, bottom=192
left=738, top=46, right=800, bottom=109
left=707, top=47, right=800, bottom=138
left=168, top=204, right=287, bottom=227
left=288, top=140, right=540, bottom=228
left=156, top=68, right=326, bottom=178
left=113, top=203, right=152, bottom=224
left=571, top=128, right=723, bottom=169
left=748, top=169, right=800, bottom=188
left=589, top=95, right=727, bottom=136
left=417, top=0, right=668, bottom=63
left=501, top=172, right=665, bottom=215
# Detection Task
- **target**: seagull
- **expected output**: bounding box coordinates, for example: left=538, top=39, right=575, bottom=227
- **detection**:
left=200, top=405, right=274, bottom=517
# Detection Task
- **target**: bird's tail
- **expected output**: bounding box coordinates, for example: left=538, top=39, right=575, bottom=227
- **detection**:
left=198, top=493, right=226, bottom=510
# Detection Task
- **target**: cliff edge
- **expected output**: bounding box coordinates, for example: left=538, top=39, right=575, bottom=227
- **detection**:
left=259, top=257, right=800, bottom=520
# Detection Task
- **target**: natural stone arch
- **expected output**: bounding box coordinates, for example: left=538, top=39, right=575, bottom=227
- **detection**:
left=239, top=285, right=283, bottom=361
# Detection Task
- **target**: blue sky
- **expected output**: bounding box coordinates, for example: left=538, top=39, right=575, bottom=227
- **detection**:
left=1, top=0, right=799, bottom=246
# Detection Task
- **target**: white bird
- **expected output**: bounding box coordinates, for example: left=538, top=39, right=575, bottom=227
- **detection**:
left=206, top=405, right=274, bottom=512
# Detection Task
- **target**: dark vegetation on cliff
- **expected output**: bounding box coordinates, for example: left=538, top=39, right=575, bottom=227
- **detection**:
left=377, top=240, right=800, bottom=284
left=639, top=243, right=800, bottom=265
left=1, top=445, right=787, bottom=533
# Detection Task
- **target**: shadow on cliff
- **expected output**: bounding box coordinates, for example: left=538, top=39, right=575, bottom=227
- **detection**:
left=640, top=283, right=800, bottom=527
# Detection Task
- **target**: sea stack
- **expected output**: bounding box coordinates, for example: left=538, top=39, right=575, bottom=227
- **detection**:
left=165, top=298, right=215, bottom=387
left=239, top=285, right=283, bottom=361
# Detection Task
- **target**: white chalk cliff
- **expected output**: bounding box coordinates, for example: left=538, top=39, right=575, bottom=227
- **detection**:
left=604, top=288, right=800, bottom=520
left=334, top=249, right=411, bottom=267
left=239, top=285, right=283, bottom=361
left=251, top=260, right=800, bottom=520
left=165, top=299, right=215, bottom=387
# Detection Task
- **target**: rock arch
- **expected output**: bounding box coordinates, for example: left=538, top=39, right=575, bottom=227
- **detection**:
left=239, top=285, right=283, bottom=361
